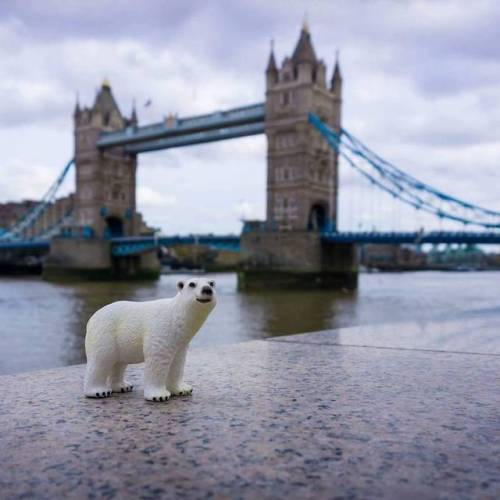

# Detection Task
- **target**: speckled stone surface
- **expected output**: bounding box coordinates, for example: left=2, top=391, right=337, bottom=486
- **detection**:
left=273, top=315, right=500, bottom=355
left=1, top=333, right=499, bottom=499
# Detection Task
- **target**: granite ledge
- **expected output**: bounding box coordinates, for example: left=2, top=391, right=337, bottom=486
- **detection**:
left=0, top=331, right=499, bottom=499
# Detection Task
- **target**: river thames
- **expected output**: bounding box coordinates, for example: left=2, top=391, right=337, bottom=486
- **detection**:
left=1, top=271, right=499, bottom=375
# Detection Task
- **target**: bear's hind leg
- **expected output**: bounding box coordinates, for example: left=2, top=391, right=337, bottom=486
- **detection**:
left=110, top=363, right=133, bottom=393
left=84, top=358, right=112, bottom=398
left=143, top=352, right=175, bottom=402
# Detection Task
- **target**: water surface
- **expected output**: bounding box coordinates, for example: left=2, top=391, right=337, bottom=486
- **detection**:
left=0, top=271, right=498, bottom=375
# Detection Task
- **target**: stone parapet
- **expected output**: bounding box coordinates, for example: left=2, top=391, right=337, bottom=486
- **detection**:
left=1, top=326, right=498, bottom=498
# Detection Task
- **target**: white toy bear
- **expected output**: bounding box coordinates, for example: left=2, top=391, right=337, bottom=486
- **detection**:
left=84, top=278, right=216, bottom=402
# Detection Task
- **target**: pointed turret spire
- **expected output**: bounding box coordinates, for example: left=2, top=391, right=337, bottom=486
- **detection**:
left=130, top=99, right=138, bottom=125
left=330, top=50, right=342, bottom=94
left=292, top=21, right=316, bottom=64
left=93, top=79, right=120, bottom=114
left=91, top=78, right=124, bottom=129
left=73, top=91, right=81, bottom=117
left=266, top=39, right=278, bottom=87
left=266, top=39, right=278, bottom=72
left=302, top=13, right=309, bottom=33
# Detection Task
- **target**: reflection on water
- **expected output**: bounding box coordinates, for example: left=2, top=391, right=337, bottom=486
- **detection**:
left=0, top=271, right=499, bottom=375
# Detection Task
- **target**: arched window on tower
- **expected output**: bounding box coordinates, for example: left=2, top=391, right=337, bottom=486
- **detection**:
left=308, top=203, right=328, bottom=232
left=281, top=92, right=290, bottom=106
left=112, top=184, right=121, bottom=200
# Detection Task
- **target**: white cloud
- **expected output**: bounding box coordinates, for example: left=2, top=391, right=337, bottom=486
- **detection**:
left=137, top=186, right=176, bottom=208
left=234, top=201, right=257, bottom=221
left=0, top=0, right=499, bottom=234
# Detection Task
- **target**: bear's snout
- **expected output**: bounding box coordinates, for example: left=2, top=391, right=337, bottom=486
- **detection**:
left=201, top=286, right=213, bottom=296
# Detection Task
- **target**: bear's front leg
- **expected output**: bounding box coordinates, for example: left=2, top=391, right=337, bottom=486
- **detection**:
left=110, top=363, right=134, bottom=393
left=143, top=352, right=174, bottom=402
left=167, top=344, right=193, bottom=396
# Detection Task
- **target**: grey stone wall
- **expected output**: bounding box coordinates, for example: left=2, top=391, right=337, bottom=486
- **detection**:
left=265, top=26, right=341, bottom=232
left=241, top=231, right=323, bottom=272
left=73, top=81, right=138, bottom=238
left=239, top=230, right=358, bottom=290
left=45, top=237, right=111, bottom=270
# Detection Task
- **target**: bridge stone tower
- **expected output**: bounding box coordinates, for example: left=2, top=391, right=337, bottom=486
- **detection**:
left=44, top=81, right=160, bottom=280
left=73, top=80, right=138, bottom=238
left=265, top=23, right=341, bottom=232
left=239, top=24, right=357, bottom=290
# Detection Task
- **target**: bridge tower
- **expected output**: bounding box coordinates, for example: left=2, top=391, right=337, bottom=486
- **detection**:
left=73, top=80, right=138, bottom=238
left=239, top=24, right=357, bottom=290
left=44, top=81, right=160, bottom=280
left=265, top=22, right=341, bottom=231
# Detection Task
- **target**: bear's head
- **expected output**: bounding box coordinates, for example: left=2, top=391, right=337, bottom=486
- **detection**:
left=176, top=278, right=217, bottom=310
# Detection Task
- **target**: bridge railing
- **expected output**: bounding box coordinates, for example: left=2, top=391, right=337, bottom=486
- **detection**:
left=124, top=122, right=265, bottom=154
left=321, top=230, right=500, bottom=245
left=109, top=234, right=241, bottom=257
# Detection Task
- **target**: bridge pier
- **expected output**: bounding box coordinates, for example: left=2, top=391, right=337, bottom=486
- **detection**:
left=238, top=231, right=358, bottom=291
left=0, top=246, right=48, bottom=275
left=43, top=237, right=160, bottom=281
left=238, top=26, right=357, bottom=290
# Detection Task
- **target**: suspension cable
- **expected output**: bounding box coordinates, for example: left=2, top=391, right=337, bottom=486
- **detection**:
left=0, top=158, right=74, bottom=240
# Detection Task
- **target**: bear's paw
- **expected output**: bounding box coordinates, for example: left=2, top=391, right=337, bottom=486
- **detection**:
left=145, top=389, right=171, bottom=402
left=85, top=388, right=112, bottom=398
left=112, top=383, right=134, bottom=394
left=169, top=383, right=193, bottom=397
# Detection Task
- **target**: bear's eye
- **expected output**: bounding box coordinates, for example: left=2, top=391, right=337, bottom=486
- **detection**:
left=208, top=281, right=215, bottom=288
left=189, top=282, right=196, bottom=288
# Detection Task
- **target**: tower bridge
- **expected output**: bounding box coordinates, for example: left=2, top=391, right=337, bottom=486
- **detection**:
left=0, top=24, right=498, bottom=284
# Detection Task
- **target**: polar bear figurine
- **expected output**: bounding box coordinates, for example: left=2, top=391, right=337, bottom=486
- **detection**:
left=84, top=278, right=216, bottom=402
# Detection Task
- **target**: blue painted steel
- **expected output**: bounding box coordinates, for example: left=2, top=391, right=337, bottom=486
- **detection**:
left=125, top=122, right=264, bottom=154
left=34, top=209, right=74, bottom=239
left=97, top=103, right=265, bottom=151
left=59, top=225, right=94, bottom=238
left=321, top=231, right=500, bottom=245
left=308, top=114, right=500, bottom=230
left=1, top=231, right=499, bottom=260
left=0, top=240, right=50, bottom=251
left=112, top=241, right=158, bottom=257
left=110, top=231, right=500, bottom=257
left=0, top=159, right=74, bottom=241
left=110, top=235, right=241, bottom=257
left=341, top=128, right=500, bottom=217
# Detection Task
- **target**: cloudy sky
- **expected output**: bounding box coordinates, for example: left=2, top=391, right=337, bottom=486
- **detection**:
left=0, top=0, right=499, bottom=234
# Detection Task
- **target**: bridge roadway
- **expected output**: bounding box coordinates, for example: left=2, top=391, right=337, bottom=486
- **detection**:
left=111, top=231, right=500, bottom=256
left=321, top=231, right=500, bottom=245
left=110, top=235, right=241, bottom=256
left=0, top=231, right=499, bottom=257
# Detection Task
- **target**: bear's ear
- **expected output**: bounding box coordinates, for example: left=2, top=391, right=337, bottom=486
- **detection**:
left=177, top=280, right=185, bottom=291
